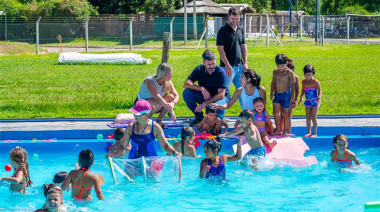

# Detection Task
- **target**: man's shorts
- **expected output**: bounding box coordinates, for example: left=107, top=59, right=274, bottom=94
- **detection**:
left=273, top=90, right=291, bottom=109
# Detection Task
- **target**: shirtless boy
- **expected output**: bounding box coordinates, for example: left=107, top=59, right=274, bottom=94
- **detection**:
left=270, top=54, right=295, bottom=135
left=196, top=105, right=228, bottom=135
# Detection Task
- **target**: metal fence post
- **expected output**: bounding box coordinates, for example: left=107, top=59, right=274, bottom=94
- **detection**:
left=36, top=17, right=41, bottom=55
left=85, top=18, right=89, bottom=52
left=259, top=15, right=262, bottom=34
left=170, top=17, right=175, bottom=50
left=266, top=14, right=269, bottom=47
left=347, top=15, right=350, bottom=44
left=249, top=16, right=252, bottom=40
left=130, top=17, right=135, bottom=51
left=184, top=0, right=187, bottom=44
left=205, top=16, right=208, bottom=48
left=322, top=16, right=324, bottom=46
left=4, top=11, right=7, bottom=40
left=300, top=15, right=303, bottom=40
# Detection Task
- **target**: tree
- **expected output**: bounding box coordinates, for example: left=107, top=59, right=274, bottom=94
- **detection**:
left=144, top=0, right=176, bottom=14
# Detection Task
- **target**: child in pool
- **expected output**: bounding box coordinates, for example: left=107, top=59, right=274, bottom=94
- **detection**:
left=298, top=64, right=322, bottom=137
left=196, top=105, right=228, bottom=135
left=330, top=134, right=360, bottom=167
left=61, top=149, right=104, bottom=200
left=109, top=128, right=131, bottom=158
left=220, top=110, right=265, bottom=170
left=0, top=146, right=32, bottom=193
left=173, top=127, right=201, bottom=158
left=252, top=97, right=277, bottom=149
left=199, top=138, right=242, bottom=179
left=35, top=184, right=64, bottom=212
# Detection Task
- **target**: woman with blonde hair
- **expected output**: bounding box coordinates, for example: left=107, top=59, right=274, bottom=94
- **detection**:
left=136, top=63, right=179, bottom=128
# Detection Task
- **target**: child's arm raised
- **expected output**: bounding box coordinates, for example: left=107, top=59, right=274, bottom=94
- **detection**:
left=199, top=159, right=210, bottom=179
left=93, top=175, right=105, bottom=200
left=315, top=79, right=322, bottom=105
left=224, top=136, right=243, bottom=162
left=0, top=170, right=24, bottom=184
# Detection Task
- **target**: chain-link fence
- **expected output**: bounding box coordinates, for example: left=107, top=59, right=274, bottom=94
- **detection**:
left=301, top=14, right=380, bottom=41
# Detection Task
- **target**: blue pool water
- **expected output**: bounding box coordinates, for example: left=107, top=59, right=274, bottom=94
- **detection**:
left=0, top=137, right=379, bottom=211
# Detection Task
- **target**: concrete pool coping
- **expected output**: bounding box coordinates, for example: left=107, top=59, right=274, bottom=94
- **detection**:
left=1, top=115, right=379, bottom=140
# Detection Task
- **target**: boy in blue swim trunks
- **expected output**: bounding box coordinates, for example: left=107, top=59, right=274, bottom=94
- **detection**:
left=270, top=54, right=295, bottom=135
left=220, top=110, right=265, bottom=170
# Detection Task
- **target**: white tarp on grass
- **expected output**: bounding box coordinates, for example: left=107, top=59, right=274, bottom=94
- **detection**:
left=58, top=52, right=152, bottom=64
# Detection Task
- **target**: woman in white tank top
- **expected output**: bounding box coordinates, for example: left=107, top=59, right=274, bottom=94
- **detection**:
left=212, top=69, right=266, bottom=129
left=136, top=63, right=179, bottom=127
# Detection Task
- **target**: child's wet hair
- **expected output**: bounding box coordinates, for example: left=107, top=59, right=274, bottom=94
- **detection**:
left=333, top=134, right=349, bottom=149
left=9, top=147, right=32, bottom=187
left=253, top=97, right=265, bottom=105
left=206, top=105, right=217, bottom=114
left=78, top=149, right=94, bottom=170
left=242, top=69, right=261, bottom=89
left=181, top=127, right=195, bottom=154
left=303, top=64, right=315, bottom=75
left=239, top=109, right=253, bottom=120
left=114, top=128, right=124, bottom=141
left=275, top=54, right=288, bottom=65
left=43, top=184, right=63, bottom=198
left=53, top=172, right=68, bottom=184
left=286, top=58, right=295, bottom=71
left=204, top=139, right=222, bottom=155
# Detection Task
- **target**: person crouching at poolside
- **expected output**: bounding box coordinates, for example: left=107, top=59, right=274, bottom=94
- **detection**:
left=0, top=146, right=32, bottom=193
left=173, top=127, right=201, bottom=158
left=35, top=184, right=64, bottom=212
left=220, top=110, right=265, bottom=170
left=196, top=105, right=228, bottom=135
left=199, top=138, right=242, bottom=180
left=330, top=134, right=360, bottom=167
left=109, top=128, right=131, bottom=158
left=61, top=149, right=104, bottom=200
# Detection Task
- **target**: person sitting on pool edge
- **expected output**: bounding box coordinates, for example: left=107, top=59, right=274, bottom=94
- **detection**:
left=106, top=99, right=181, bottom=159
left=61, top=149, right=104, bottom=200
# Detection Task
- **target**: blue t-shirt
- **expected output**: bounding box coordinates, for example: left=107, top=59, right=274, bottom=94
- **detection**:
left=187, top=65, right=230, bottom=99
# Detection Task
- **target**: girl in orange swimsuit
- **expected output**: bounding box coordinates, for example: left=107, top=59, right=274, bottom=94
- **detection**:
left=61, top=149, right=104, bottom=200
left=330, top=134, right=360, bottom=167
left=0, top=146, right=32, bottom=193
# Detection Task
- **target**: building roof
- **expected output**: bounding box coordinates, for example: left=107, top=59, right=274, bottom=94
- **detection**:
left=174, top=0, right=228, bottom=15
left=219, top=4, right=255, bottom=13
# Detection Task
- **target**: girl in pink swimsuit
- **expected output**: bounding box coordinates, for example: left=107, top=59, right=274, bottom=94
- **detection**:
left=330, top=134, right=360, bottom=167
left=253, top=97, right=277, bottom=149
left=0, top=146, right=32, bottom=193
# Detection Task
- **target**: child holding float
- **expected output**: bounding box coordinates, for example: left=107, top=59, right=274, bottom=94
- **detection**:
left=61, top=149, right=104, bottom=200
left=330, top=134, right=360, bottom=167
left=199, top=138, right=242, bottom=180
left=173, top=127, right=201, bottom=158
left=0, top=146, right=32, bottom=193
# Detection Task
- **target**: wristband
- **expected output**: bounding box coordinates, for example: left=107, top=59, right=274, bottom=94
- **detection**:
left=172, top=151, right=177, bottom=156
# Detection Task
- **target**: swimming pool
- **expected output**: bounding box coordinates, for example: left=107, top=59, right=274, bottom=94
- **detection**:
left=0, top=136, right=379, bottom=211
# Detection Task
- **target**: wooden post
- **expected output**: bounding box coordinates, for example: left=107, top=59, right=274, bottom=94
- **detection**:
left=162, top=32, right=170, bottom=63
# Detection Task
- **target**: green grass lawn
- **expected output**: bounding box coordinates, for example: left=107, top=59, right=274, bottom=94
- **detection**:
left=0, top=41, right=379, bottom=118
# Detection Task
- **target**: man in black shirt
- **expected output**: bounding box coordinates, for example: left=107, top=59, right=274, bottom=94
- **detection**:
left=217, top=6, right=248, bottom=105
left=183, top=50, right=230, bottom=126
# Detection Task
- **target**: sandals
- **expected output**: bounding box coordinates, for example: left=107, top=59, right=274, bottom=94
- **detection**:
left=155, top=119, right=168, bottom=129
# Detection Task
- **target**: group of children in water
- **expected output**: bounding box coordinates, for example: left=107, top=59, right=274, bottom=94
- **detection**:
left=0, top=53, right=360, bottom=211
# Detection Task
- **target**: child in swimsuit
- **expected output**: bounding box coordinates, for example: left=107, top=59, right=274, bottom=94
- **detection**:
left=61, top=149, right=104, bottom=200
left=197, top=105, right=228, bottom=135
left=298, top=64, right=322, bottom=137
left=220, top=110, right=265, bottom=170
left=36, top=184, right=64, bottom=212
left=109, top=128, right=131, bottom=158
left=0, top=146, right=32, bottom=193
left=270, top=54, right=295, bottom=136
left=199, top=138, right=242, bottom=179
left=330, top=134, right=360, bottom=167
left=252, top=97, right=277, bottom=149
left=173, top=127, right=201, bottom=158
